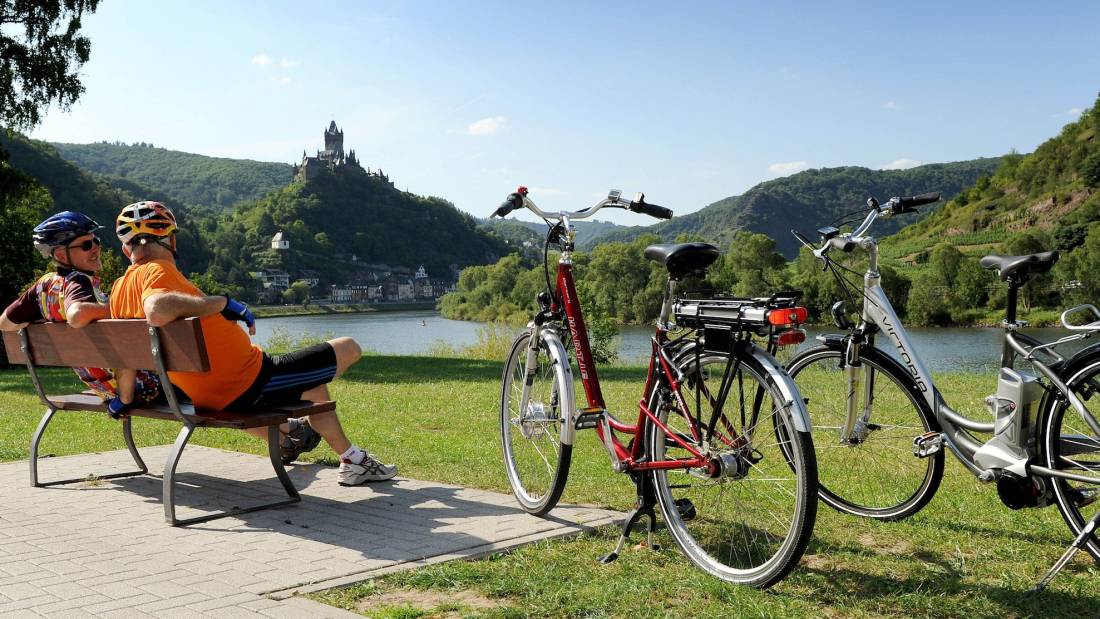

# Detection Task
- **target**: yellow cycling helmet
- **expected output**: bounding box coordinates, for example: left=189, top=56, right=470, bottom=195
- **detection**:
left=115, top=201, right=177, bottom=246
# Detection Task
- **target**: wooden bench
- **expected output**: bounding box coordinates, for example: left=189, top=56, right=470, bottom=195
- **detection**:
left=2, top=318, right=335, bottom=526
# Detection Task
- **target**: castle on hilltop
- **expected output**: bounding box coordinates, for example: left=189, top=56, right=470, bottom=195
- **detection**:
left=294, top=120, right=391, bottom=184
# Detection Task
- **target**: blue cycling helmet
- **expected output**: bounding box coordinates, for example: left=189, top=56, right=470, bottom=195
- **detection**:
left=32, top=211, right=103, bottom=259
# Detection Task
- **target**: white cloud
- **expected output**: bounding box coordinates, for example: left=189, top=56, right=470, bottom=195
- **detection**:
left=467, top=116, right=508, bottom=136
left=278, top=77, right=292, bottom=85
left=280, top=57, right=299, bottom=69
left=881, top=158, right=922, bottom=170
left=883, top=101, right=898, bottom=110
left=768, top=161, right=809, bottom=176
left=251, top=53, right=271, bottom=66
left=1068, top=107, right=1084, bottom=117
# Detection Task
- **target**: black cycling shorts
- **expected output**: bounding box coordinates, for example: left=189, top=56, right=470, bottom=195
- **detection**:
left=226, top=343, right=337, bottom=411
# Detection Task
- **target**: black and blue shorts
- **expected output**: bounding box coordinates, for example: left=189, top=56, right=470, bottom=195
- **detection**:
left=226, top=343, right=337, bottom=411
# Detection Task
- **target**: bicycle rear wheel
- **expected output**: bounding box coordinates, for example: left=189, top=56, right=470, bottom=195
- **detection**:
left=1042, top=355, right=1100, bottom=564
left=787, top=345, right=944, bottom=520
left=500, top=330, right=572, bottom=515
left=647, top=347, right=817, bottom=588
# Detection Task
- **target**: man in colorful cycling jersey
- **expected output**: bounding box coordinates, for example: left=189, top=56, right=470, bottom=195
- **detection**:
left=107, top=201, right=396, bottom=485
left=0, top=211, right=161, bottom=415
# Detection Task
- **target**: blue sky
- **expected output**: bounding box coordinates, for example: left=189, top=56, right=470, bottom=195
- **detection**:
left=29, top=1, right=1100, bottom=224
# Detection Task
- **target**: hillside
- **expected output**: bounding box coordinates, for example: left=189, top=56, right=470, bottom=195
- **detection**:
left=886, top=97, right=1100, bottom=265
left=480, top=218, right=625, bottom=247
left=210, top=168, right=510, bottom=290
left=52, top=141, right=293, bottom=211
left=586, top=159, right=1003, bottom=257
left=0, top=131, right=213, bottom=273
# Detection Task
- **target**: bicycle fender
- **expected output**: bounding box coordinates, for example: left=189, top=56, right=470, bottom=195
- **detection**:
left=751, top=346, right=812, bottom=433
left=538, top=327, right=577, bottom=446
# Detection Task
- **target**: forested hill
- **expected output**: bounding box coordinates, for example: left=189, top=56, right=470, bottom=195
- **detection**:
left=479, top=217, right=625, bottom=247
left=586, top=158, right=1004, bottom=257
left=0, top=131, right=210, bottom=273
left=52, top=141, right=293, bottom=211
left=203, top=168, right=511, bottom=292
left=885, top=95, right=1100, bottom=265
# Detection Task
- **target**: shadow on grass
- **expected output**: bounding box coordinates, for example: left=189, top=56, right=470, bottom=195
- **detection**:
left=798, top=561, right=1098, bottom=616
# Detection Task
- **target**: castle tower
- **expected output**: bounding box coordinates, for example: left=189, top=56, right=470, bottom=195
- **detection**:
left=323, top=121, right=344, bottom=159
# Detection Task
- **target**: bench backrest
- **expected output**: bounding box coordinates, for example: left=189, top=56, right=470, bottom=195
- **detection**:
left=2, top=318, right=210, bottom=372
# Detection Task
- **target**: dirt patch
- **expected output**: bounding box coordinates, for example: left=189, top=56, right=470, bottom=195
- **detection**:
left=356, top=588, right=507, bottom=618
left=800, top=553, right=833, bottom=569
left=856, top=533, right=913, bottom=556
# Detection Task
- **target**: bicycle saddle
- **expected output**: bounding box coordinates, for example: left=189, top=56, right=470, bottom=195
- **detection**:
left=644, top=243, right=720, bottom=279
left=979, top=251, right=1059, bottom=282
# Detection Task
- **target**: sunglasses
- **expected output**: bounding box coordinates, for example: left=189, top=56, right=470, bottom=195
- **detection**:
left=69, top=236, right=102, bottom=251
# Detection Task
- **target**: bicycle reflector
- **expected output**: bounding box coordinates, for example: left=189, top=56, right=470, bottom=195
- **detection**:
left=767, top=307, right=808, bottom=326
left=774, top=329, right=806, bottom=347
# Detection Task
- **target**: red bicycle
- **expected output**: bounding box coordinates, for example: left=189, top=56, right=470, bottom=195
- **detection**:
left=492, top=187, right=818, bottom=588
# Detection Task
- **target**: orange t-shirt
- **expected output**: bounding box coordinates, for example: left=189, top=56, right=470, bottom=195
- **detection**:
left=109, top=259, right=264, bottom=410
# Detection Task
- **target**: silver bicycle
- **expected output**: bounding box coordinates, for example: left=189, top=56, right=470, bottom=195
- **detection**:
left=788, top=193, right=1100, bottom=590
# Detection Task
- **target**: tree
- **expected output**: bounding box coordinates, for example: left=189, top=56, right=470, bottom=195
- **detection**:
left=1080, top=151, right=1100, bottom=189
left=1, top=0, right=101, bottom=130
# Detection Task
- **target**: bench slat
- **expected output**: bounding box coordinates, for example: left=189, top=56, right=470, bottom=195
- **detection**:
left=2, top=318, right=209, bottom=372
left=47, top=393, right=336, bottom=429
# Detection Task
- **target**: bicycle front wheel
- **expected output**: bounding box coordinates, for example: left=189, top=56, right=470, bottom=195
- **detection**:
left=1042, top=354, right=1100, bottom=564
left=647, top=347, right=817, bottom=588
left=500, top=330, right=572, bottom=515
left=788, top=345, right=944, bottom=520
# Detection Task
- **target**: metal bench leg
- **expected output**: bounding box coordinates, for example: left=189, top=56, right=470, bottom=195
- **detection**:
left=123, top=416, right=148, bottom=474
left=269, top=424, right=300, bottom=501
left=164, top=423, right=301, bottom=527
left=29, top=406, right=57, bottom=487
left=163, top=423, right=195, bottom=525
left=30, top=407, right=147, bottom=487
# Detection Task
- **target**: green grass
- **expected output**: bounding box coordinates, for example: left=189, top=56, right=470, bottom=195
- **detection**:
left=2, top=359, right=1099, bottom=617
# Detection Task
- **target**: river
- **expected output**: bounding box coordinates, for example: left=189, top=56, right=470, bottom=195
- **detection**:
left=252, top=310, right=1095, bottom=374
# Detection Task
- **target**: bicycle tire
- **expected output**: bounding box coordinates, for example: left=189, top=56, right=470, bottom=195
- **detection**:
left=1041, top=353, right=1100, bottom=564
left=500, top=330, right=572, bottom=515
left=647, top=347, right=817, bottom=588
left=787, top=345, right=944, bottom=520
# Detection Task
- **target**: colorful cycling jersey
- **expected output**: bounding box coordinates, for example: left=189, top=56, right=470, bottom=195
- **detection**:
left=3, top=268, right=160, bottom=402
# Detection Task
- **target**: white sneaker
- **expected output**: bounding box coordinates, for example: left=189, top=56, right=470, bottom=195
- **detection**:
left=338, top=453, right=397, bottom=485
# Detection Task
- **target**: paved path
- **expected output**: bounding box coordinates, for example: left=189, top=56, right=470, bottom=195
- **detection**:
left=0, top=446, right=621, bottom=617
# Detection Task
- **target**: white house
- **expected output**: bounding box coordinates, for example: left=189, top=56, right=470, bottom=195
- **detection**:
left=271, top=231, right=289, bottom=250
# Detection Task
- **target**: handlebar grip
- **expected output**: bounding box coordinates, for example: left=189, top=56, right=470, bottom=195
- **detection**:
left=629, top=197, right=673, bottom=220
left=491, top=192, right=524, bottom=218
left=828, top=236, right=856, bottom=253
left=898, top=192, right=941, bottom=209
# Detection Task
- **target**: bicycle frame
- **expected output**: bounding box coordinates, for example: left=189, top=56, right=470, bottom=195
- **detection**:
left=841, top=232, right=1100, bottom=484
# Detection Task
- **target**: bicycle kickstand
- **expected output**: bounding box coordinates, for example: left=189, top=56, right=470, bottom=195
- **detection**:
left=599, top=472, right=660, bottom=564
left=1031, top=507, right=1100, bottom=593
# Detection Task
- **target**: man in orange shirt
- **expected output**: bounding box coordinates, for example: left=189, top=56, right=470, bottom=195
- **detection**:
left=108, top=201, right=395, bottom=485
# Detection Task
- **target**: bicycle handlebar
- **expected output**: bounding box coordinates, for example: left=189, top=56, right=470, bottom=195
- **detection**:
left=791, top=191, right=941, bottom=259
left=628, top=194, right=673, bottom=220
left=490, top=187, right=673, bottom=222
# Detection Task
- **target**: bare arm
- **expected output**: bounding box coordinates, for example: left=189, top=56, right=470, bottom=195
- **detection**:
left=0, top=311, right=26, bottom=332
left=143, top=291, right=227, bottom=327
left=66, top=301, right=111, bottom=329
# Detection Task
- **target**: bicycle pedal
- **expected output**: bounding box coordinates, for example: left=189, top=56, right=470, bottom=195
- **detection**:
left=598, top=552, right=619, bottom=564
left=574, top=410, right=603, bottom=430
left=1071, top=487, right=1098, bottom=509
left=913, top=431, right=943, bottom=458
left=675, top=498, right=696, bottom=521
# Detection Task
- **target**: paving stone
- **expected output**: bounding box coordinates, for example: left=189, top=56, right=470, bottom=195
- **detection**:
left=0, top=446, right=620, bottom=615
